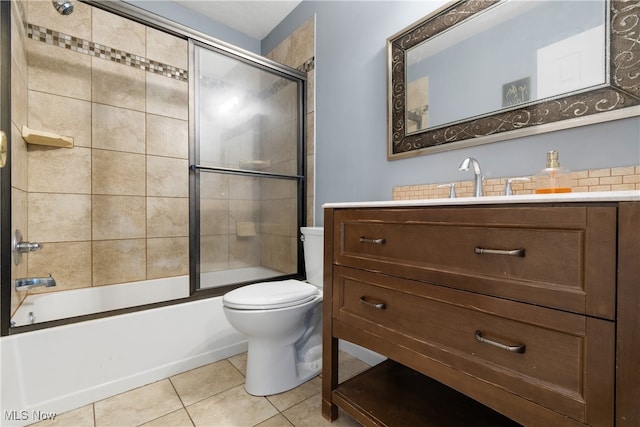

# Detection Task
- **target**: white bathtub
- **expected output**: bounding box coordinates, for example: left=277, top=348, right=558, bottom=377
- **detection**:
left=11, top=266, right=284, bottom=327
left=10, top=276, right=191, bottom=327
left=1, top=276, right=247, bottom=427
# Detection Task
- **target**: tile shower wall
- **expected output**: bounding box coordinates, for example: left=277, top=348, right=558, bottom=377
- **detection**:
left=266, top=16, right=315, bottom=226
left=16, top=0, right=189, bottom=298
left=11, top=0, right=29, bottom=315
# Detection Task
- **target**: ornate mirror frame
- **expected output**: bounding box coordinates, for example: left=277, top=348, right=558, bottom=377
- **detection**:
left=387, top=0, right=640, bottom=160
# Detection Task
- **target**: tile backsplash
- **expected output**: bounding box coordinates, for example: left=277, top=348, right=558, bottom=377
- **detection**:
left=393, top=166, right=640, bottom=200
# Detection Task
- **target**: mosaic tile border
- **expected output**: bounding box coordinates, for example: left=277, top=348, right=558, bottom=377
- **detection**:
left=26, top=23, right=188, bottom=82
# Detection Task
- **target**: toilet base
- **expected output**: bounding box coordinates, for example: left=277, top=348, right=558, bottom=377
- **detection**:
left=244, top=342, right=322, bottom=396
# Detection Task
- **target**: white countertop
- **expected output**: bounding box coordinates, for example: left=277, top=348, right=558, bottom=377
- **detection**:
left=323, top=190, right=640, bottom=209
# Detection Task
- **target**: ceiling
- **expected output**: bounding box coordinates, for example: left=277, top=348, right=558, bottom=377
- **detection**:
left=171, top=1, right=302, bottom=40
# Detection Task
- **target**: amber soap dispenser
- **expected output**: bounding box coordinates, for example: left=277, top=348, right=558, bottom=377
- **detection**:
left=535, top=150, right=572, bottom=194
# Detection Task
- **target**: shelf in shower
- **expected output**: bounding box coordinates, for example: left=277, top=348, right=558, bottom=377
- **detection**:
left=22, top=126, right=74, bottom=148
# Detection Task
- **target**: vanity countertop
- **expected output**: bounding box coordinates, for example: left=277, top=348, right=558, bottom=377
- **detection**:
left=323, top=190, right=640, bottom=209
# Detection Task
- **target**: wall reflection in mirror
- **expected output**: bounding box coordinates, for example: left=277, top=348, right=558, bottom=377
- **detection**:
left=388, top=0, right=640, bottom=159
left=406, top=1, right=605, bottom=132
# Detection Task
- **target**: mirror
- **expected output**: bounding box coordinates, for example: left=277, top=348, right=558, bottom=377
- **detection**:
left=387, top=0, right=640, bottom=159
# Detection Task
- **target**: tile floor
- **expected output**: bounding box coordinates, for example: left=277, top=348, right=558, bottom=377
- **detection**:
left=31, top=351, right=368, bottom=427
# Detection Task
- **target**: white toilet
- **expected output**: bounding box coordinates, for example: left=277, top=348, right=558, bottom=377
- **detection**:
left=223, top=227, right=324, bottom=396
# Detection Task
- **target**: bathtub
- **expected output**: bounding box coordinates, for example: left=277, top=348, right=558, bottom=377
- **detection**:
left=10, top=275, right=191, bottom=327
left=1, top=275, right=249, bottom=426
left=11, top=266, right=284, bottom=327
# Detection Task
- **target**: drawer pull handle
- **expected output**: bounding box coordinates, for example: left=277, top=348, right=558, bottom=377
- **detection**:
left=359, top=296, right=386, bottom=310
left=474, top=331, right=526, bottom=353
left=474, top=247, right=525, bottom=257
left=360, top=236, right=386, bottom=245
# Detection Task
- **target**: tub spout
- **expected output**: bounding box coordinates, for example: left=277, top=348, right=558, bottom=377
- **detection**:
left=15, top=274, right=56, bottom=291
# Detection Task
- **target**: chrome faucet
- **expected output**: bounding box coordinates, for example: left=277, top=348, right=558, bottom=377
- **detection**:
left=458, top=157, right=484, bottom=197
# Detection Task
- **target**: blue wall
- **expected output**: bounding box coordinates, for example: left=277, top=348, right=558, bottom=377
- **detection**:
left=264, top=1, right=640, bottom=225
left=131, top=1, right=640, bottom=226
left=125, top=0, right=260, bottom=53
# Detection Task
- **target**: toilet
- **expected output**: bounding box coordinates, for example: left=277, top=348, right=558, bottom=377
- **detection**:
left=223, top=227, right=324, bottom=396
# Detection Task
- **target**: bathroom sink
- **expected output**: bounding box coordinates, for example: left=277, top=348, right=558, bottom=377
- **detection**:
left=323, top=190, right=640, bottom=209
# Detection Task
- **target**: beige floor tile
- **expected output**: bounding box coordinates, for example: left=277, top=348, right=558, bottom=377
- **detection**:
left=141, top=408, right=194, bottom=427
left=255, top=413, right=294, bottom=427
left=282, top=394, right=360, bottom=427
left=29, top=404, right=94, bottom=427
left=338, top=351, right=370, bottom=383
left=187, top=385, right=278, bottom=427
left=227, top=352, right=247, bottom=376
left=94, top=379, right=182, bottom=427
left=170, top=359, right=245, bottom=406
left=266, top=376, right=321, bottom=412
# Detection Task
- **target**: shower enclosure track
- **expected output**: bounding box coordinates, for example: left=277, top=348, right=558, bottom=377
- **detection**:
left=191, top=164, right=305, bottom=181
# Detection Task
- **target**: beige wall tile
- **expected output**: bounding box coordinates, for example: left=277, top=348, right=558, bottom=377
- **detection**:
left=146, top=73, right=188, bottom=120
left=200, top=173, right=229, bottom=200
left=29, top=91, right=92, bottom=148
left=228, top=174, right=260, bottom=200
left=92, top=8, right=145, bottom=57
left=12, top=189, right=29, bottom=309
left=28, top=145, right=91, bottom=194
left=11, top=59, right=28, bottom=130
left=200, top=199, right=231, bottom=236
left=28, top=0, right=92, bottom=40
left=200, top=234, right=229, bottom=273
left=147, top=197, right=189, bottom=238
left=11, top=123, right=28, bottom=192
left=147, top=156, right=189, bottom=197
left=92, top=149, right=146, bottom=196
left=92, top=239, right=146, bottom=286
left=307, top=69, right=315, bottom=114
left=27, top=241, right=92, bottom=292
left=146, top=114, right=188, bottom=159
left=28, top=193, right=91, bottom=242
left=11, top=0, right=28, bottom=80
left=291, top=17, right=314, bottom=69
left=28, top=40, right=92, bottom=100
left=268, top=35, right=292, bottom=67
left=229, top=235, right=260, bottom=268
left=146, top=27, right=188, bottom=69
left=92, top=58, right=145, bottom=111
left=147, top=237, right=189, bottom=279
left=92, top=195, right=146, bottom=240
left=260, top=234, right=296, bottom=274
left=92, top=103, right=146, bottom=153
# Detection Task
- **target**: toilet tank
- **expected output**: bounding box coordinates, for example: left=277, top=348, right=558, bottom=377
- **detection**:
left=301, top=227, right=324, bottom=287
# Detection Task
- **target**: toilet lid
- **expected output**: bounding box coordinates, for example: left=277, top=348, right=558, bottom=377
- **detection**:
left=223, top=279, right=320, bottom=310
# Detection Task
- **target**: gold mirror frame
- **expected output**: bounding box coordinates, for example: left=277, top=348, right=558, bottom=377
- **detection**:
left=387, top=0, right=640, bottom=160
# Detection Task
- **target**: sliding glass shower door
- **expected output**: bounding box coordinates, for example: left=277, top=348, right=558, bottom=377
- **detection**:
left=191, top=42, right=306, bottom=291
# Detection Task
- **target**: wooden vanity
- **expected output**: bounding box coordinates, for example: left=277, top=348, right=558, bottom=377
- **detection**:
left=321, top=193, right=639, bottom=426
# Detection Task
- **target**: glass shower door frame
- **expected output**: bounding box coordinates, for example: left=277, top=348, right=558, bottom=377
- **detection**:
left=188, top=40, right=307, bottom=295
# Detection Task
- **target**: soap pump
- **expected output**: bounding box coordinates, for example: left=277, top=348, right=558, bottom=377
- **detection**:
left=535, top=150, right=571, bottom=194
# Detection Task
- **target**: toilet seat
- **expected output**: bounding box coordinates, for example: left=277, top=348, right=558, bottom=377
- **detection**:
left=223, top=279, right=320, bottom=310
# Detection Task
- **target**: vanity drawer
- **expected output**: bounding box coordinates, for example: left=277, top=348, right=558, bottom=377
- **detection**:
left=333, top=266, right=615, bottom=425
left=333, top=206, right=617, bottom=318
